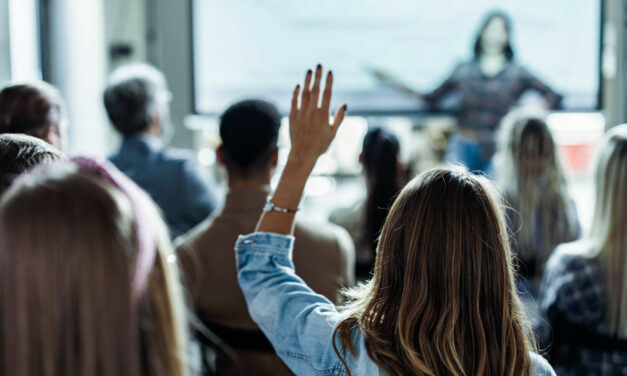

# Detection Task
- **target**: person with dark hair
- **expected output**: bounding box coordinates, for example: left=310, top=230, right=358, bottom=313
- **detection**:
left=0, top=81, right=67, bottom=150
left=176, top=98, right=355, bottom=376
left=0, top=133, right=65, bottom=193
left=373, top=11, right=562, bottom=172
left=330, top=127, right=405, bottom=280
left=234, top=65, right=555, bottom=375
left=104, top=63, right=217, bottom=237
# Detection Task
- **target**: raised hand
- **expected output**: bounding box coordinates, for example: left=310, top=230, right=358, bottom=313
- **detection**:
left=288, top=64, right=347, bottom=167
left=255, top=65, right=347, bottom=235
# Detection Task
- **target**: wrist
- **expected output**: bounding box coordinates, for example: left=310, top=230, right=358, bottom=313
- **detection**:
left=286, top=151, right=317, bottom=173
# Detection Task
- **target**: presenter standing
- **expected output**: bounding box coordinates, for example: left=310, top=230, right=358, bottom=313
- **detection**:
left=373, top=11, right=562, bottom=173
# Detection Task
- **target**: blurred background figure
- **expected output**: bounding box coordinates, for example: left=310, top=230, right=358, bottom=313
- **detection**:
left=330, top=127, right=405, bottom=281
left=0, top=133, right=65, bottom=193
left=495, top=112, right=580, bottom=293
left=373, top=11, right=562, bottom=173
left=538, top=124, right=627, bottom=375
left=0, top=81, right=67, bottom=151
left=0, top=0, right=622, bottom=374
left=0, top=158, right=188, bottom=376
left=104, top=63, right=218, bottom=238
left=176, top=99, right=354, bottom=376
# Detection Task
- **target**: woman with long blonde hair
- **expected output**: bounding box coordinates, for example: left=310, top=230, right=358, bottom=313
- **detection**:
left=538, top=124, right=627, bottom=374
left=0, top=157, right=188, bottom=376
left=496, top=113, right=580, bottom=288
left=235, top=66, right=554, bottom=375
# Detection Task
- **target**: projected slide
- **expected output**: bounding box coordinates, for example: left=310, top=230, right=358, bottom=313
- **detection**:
left=193, top=0, right=600, bottom=114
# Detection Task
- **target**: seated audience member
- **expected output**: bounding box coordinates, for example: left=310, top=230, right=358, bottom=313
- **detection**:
left=0, top=81, right=67, bottom=150
left=104, top=64, right=217, bottom=237
left=0, top=133, right=65, bottom=193
left=176, top=99, right=355, bottom=376
left=538, top=124, right=627, bottom=375
left=235, top=67, right=555, bottom=375
left=0, top=157, right=188, bottom=375
left=330, top=126, right=405, bottom=280
left=496, top=113, right=580, bottom=291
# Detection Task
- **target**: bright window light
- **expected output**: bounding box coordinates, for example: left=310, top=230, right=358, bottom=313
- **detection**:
left=8, top=0, right=41, bottom=81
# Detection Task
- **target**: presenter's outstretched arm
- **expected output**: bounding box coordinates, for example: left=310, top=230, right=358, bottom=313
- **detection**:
left=367, top=66, right=425, bottom=100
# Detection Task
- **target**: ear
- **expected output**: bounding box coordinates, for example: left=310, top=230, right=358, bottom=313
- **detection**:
left=396, top=158, right=404, bottom=171
left=396, top=158, right=407, bottom=185
left=44, top=126, right=63, bottom=151
left=216, top=145, right=226, bottom=166
left=271, top=148, right=279, bottom=168
left=149, top=107, right=162, bottom=133
left=358, top=152, right=364, bottom=165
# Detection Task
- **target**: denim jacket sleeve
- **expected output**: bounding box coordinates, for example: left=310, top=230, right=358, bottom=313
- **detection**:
left=235, top=232, right=348, bottom=375
left=235, top=232, right=555, bottom=376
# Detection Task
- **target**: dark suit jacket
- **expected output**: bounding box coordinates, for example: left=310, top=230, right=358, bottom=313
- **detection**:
left=110, top=134, right=217, bottom=237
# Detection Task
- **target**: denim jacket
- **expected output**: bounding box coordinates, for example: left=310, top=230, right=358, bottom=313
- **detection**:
left=235, top=232, right=556, bottom=376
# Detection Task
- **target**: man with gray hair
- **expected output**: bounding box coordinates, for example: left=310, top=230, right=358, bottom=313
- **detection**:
left=104, top=63, right=217, bottom=237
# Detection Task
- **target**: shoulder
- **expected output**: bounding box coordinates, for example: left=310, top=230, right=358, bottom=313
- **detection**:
left=157, top=147, right=214, bottom=190
left=454, top=61, right=477, bottom=74
left=545, top=242, right=598, bottom=277
left=541, top=242, right=604, bottom=322
left=157, top=146, right=198, bottom=168
left=329, top=201, right=364, bottom=229
left=529, top=352, right=556, bottom=376
left=507, top=63, right=535, bottom=79
left=296, top=220, right=352, bottom=252
left=174, top=214, right=217, bottom=251
left=332, top=325, right=386, bottom=375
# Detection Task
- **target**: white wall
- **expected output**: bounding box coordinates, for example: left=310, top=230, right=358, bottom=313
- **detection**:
left=603, top=0, right=627, bottom=128
left=46, top=0, right=112, bottom=156
left=147, top=0, right=196, bottom=149
left=105, top=0, right=148, bottom=68
left=0, top=0, right=9, bottom=83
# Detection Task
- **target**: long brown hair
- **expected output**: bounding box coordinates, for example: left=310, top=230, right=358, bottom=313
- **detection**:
left=333, top=166, right=534, bottom=376
left=497, top=114, right=579, bottom=277
left=585, top=124, right=627, bottom=337
left=0, top=162, right=187, bottom=375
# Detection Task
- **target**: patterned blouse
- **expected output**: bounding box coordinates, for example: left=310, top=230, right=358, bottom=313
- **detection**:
left=424, top=61, right=562, bottom=132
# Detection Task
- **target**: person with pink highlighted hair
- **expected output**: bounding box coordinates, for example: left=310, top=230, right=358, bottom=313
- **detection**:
left=0, top=157, right=188, bottom=376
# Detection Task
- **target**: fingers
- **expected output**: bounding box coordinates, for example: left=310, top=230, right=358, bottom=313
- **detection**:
left=332, top=104, right=347, bottom=130
left=320, top=71, right=333, bottom=113
left=290, top=84, right=300, bottom=115
left=301, top=69, right=313, bottom=109
left=309, top=64, right=323, bottom=111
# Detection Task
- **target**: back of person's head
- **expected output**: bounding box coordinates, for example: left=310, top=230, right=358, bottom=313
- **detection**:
left=334, top=166, right=533, bottom=376
left=103, top=63, right=169, bottom=136
left=0, top=81, right=66, bottom=149
left=361, top=127, right=403, bottom=255
left=497, top=113, right=578, bottom=265
left=219, top=99, right=281, bottom=177
left=0, top=133, right=65, bottom=193
left=0, top=158, right=187, bottom=376
left=589, top=124, right=627, bottom=337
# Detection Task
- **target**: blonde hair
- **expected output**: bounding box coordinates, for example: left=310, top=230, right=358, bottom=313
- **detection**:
left=0, top=162, right=188, bottom=375
left=333, top=166, right=534, bottom=376
left=497, top=113, right=579, bottom=274
left=586, top=124, right=627, bottom=337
